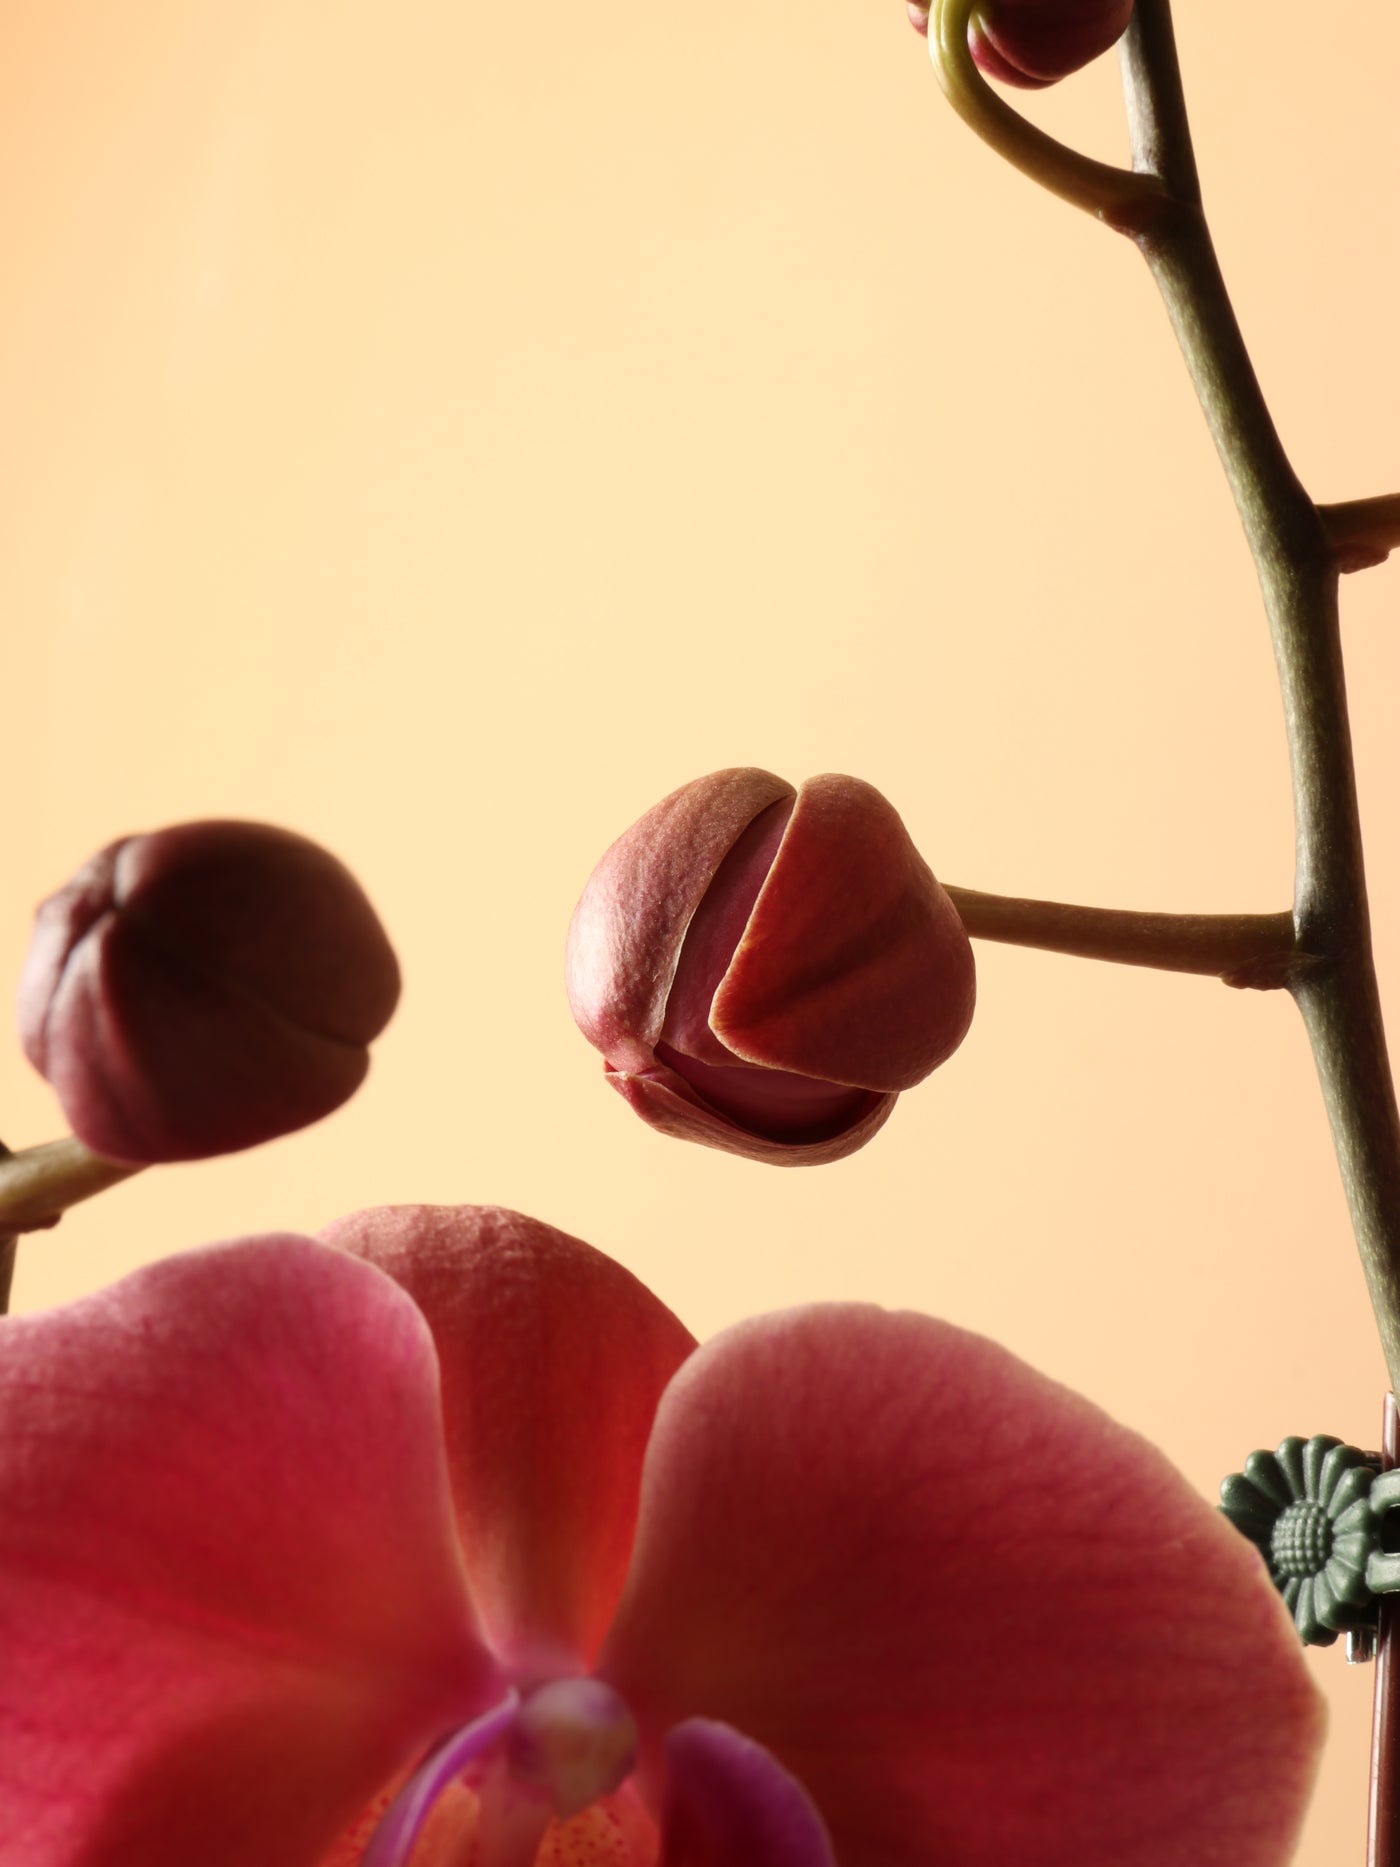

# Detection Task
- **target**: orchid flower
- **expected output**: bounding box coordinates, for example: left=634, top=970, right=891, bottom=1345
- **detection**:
left=0, top=1205, right=1320, bottom=1865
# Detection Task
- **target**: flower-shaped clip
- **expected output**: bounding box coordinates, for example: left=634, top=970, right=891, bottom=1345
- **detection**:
left=1218, top=1434, right=1400, bottom=1648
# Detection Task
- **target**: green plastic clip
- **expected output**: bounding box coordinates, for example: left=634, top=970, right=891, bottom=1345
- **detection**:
left=1219, top=1434, right=1399, bottom=1650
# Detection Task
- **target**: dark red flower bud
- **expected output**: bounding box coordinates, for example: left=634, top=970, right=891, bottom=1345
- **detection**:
left=566, top=770, right=975, bottom=1165
left=17, top=821, right=401, bottom=1164
left=970, top=0, right=1134, bottom=88
left=907, top=1, right=1134, bottom=89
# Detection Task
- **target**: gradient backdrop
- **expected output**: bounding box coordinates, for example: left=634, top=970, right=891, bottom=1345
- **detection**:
left=3, top=3, right=1398, bottom=1858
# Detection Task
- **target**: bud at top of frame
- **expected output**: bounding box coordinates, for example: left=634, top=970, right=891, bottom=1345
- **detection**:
left=973, top=0, right=1134, bottom=87
left=566, top=769, right=975, bottom=1166
left=17, top=820, right=401, bottom=1164
left=909, top=0, right=1134, bottom=91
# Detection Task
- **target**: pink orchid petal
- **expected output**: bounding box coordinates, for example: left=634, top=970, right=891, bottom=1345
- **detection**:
left=566, top=769, right=795, bottom=1074
left=600, top=1307, right=1324, bottom=1867
left=322, top=1205, right=697, bottom=1673
left=712, top=775, right=974, bottom=1092
left=660, top=1719, right=836, bottom=1867
left=605, top=1063, right=896, bottom=1165
left=0, top=1234, right=497, bottom=1867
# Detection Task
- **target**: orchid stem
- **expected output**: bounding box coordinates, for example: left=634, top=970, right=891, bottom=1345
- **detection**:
left=1119, top=19, right=1400, bottom=1852
left=1119, top=2, right=1400, bottom=1400
left=0, top=1137, right=142, bottom=1258
left=1121, top=11, right=1400, bottom=1861
left=943, top=886, right=1301, bottom=985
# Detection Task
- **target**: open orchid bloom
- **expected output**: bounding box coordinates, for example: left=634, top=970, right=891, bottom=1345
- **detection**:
left=0, top=1205, right=1321, bottom=1866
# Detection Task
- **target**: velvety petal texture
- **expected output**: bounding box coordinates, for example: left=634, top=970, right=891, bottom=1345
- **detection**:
left=323, top=1205, right=697, bottom=1674
left=0, top=1212, right=1324, bottom=1867
left=0, top=1235, right=496, bottom=1867
left=600, top=1306, right=1324, bottom=1867
left=18, top=820, right=401, bottom=1164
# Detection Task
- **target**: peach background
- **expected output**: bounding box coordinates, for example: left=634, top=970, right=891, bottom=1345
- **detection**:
left=2, top=3, right=1398, bottom=1858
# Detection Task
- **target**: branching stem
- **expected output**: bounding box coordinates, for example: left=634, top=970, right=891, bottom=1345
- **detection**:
left=1119, top=1, right=1400, bottom=1404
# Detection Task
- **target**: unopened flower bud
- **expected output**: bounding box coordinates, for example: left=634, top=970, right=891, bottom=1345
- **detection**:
left=17, top=820, right=401, bottom=1164
left=566, top=769, right=974, bottom=1165
left=973, top=0, right=1133, bottom=87
left=908, top=0, right=1134, bottom=90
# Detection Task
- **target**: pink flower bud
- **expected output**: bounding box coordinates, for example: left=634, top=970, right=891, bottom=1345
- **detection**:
left=566, top=769, right=974, bottom=1165
left=968, top=0, right=1135, bottom=88
left=17, top=821, right=401, bottom=1164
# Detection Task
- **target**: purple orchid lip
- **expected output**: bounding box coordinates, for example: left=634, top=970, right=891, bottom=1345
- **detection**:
left=362, top=1690, right=520, bottom=1867
left=362, top=1677, right=641, bottom=1864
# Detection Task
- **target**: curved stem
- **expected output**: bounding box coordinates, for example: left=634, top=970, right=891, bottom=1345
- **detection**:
left=927, top=0, right=1164, bottom=228
left=0, top=1137, right=142, bottom=1240
left=943, top=885, right=1300, bottom=983
left=1119, top=0, right=1400, bottom=1398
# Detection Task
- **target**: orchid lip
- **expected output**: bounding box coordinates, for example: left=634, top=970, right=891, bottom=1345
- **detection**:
left=362, top=1678, right=640, bottom=1866
left=361, top=1690, right=520, bottom=1867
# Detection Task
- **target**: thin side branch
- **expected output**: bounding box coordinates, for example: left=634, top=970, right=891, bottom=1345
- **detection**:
left=0, top=1137, right=142, bottom=1239
left=944, top=886, right=1300, bottom=983
left=1321, top=496, right=1400, bottom=574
